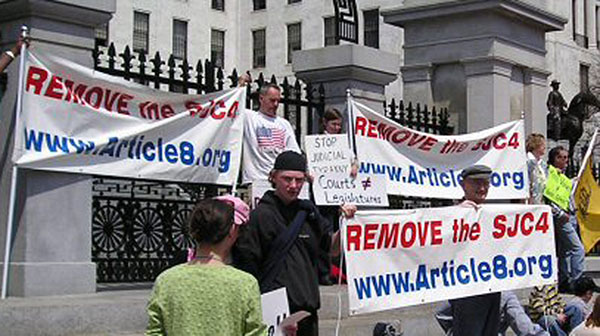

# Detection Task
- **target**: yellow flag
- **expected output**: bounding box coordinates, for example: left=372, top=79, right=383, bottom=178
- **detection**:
left=575, top=130, right=600, bottom=253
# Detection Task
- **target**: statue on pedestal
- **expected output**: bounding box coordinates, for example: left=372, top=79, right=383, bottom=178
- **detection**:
left=546, top=79, right=567, bottom=140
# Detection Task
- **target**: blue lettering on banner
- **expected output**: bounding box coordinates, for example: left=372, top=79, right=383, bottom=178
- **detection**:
left=22, top=127, right=231, bottom=172
left=359, top=161, right=524, bottom=190
left=353, top=254, right=554, bottom=300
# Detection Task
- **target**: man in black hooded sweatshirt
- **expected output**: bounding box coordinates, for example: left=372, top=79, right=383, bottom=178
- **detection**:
left=233, top=151, right=355, bottom=336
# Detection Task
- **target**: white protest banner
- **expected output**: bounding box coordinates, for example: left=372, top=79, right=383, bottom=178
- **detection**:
left=343, top=204, right=556, bottom=315
left=12, top=50, right=245, bottom=185
left=305, top=134, right=388, bottom=206
left=261, top=287, right=290, bottom=336
left=351, top=99, right=529, bottom=199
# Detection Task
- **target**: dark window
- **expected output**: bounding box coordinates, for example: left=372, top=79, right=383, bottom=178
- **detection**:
left=211, top=29, right=225, bottom=68
left=580, top=64, right=589, bottom=91
left=212, top=0, right=224, bottom=11
left=363, top=9, right=379, bottom=49
left=573, top=0, right=577, bottom=39
left=253, top=29, right=266, bottom=68
left=287, top=23, right=301, bottom=64
left=253, top=0, right=266, bottom=10
left=288, top=0, right=301, bottom=3
left=597, top=6, right=600, bottom=48
left=133, top=11, right=149, bottom=54
left=173, top=19, right=188, bottom=60
left=324, top=17, right=337, bottom=46
left=95, top=23, right=109, bottom=47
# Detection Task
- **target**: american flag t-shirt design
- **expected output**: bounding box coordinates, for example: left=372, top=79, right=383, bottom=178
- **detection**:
left=256, top=126, right=286, bottom=149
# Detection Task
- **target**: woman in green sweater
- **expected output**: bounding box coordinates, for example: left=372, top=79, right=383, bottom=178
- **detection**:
left=146, top=195, right=267, bottom=336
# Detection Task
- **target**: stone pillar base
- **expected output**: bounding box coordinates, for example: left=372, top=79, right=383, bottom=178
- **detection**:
left=293, top=44, right=401, bottom=128
left=1, top=262, right=96, bottom=297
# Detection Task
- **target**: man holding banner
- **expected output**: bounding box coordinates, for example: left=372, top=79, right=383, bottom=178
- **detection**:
left=450, top=165, right=502, bottom=336
left=242, top=83, right=300, bottom=184
left=234, top=151, right=355, bottom=336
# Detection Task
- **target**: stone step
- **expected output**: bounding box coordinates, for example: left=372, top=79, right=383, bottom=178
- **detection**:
left=0, top=283, right=540, bottom=336
left=4, top=266, right=598, bottom=336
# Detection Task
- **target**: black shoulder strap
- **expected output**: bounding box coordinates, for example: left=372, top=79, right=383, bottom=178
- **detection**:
left=259, top=208, right=309, bottom=292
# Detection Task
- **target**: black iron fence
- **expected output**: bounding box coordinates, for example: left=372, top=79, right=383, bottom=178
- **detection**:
left=383, top=98, right=455, bottom=208
left=91, top=43, right=325, bottom=282
left=90, top=43, right=456, bottom=283
left=384, top=98, right=454, bottom=135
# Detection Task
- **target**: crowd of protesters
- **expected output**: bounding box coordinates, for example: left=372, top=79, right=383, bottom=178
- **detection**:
left=2, top=31, right=597, bottom=336
left=142, top=79, right=597, bottom=335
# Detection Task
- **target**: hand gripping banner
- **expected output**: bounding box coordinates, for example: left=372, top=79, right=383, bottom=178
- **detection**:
left=350, top=99, right=529, bottom=199
left=12, top=50, right=245, bottom=185
left=343, top=204, right=556, bottom=315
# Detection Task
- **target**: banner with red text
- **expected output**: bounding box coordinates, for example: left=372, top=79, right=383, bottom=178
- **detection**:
left=343, top=204, right=556, bottom=315
left=13, top=50, right=244, bottom=184
left=351, top=100, right=529, bottom=199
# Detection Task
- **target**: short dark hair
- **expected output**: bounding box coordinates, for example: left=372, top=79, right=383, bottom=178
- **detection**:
left=548, top=146, right=567, bottom=167
left=188, top=198, right=234, bottom=245
left=573, top=276, right=599, bottom=297
left=258, top=83, right=281, bottom=96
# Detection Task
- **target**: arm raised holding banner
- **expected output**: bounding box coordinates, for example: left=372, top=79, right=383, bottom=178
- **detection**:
left=451, top=165, right=503, bottom=336
left=0, top=35, right=28, bottom=73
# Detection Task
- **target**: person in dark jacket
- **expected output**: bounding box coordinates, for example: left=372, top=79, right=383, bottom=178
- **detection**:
left=450, top=164, right=502, bottom=336
left=233, top=151, right=355, bottom=336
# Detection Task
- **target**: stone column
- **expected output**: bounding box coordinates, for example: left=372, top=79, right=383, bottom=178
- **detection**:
left=463, top=58, right=513, bottom=132
left=0, top=0, right=115, bottom=297
left=523, top=68, right=551, bottom=135
left=575, top=0, right=584, bottom=37
left=292, top=44, right=400, bottom=131
left=401, top=64, right=433, bottom=107
left=586, top=0, right=597, bottom=48
left=382, top=0, right=566, bottom=134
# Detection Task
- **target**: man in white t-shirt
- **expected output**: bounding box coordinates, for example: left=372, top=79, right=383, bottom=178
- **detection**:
left=242, top=83, right=300, bottom=184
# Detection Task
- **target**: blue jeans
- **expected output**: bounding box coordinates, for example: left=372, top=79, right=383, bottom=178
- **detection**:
left=536, top=315, right=566, bottom=336
left=555, top=215, right=585, bottom=285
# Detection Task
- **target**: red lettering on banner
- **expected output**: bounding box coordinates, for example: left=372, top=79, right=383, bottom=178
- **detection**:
left=492, top=132, right=507, bottom=149
left=508, top=133, right=520, bottom=149
left=364, top=224, right=378, bottom=250
left=452, top=219, right=480, bottom=243
left=25, top=65, right=135, bottom=115
left=161, top=104, right=175, bottom=119
left=347, top=225, right=362, bottom=251
left=26, top=66, right=48, bottom=94
left=367, top=120, right=378, bottom=138
left=117, top=94, right=133, bottom=115
left=378, top=223, right=399, bottom=249
left=353, top=116, right=438, bottom=151
left=493, top=211, right=550, bottom=239
left=472, top=132, right=519, bottom=152
left=346, top=220, right=445, bottom=251
left=186, top=99, right=235, bottom=120
left=536, top=212, right=550, bottom=234
left=355, top=116, right=368, bottom=136
left=431, top=220, right=443, bottom=245
left=227, top=101, right=239, bottom=118
left=493, top=215, right=507, bottom=239
left=103, top=89, right=120, bottom=112
left=400, top=221, right=416, bottom=248
left=64, top=80, right=87, bottom=104
left=44, top=76, right=63, bottom=100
